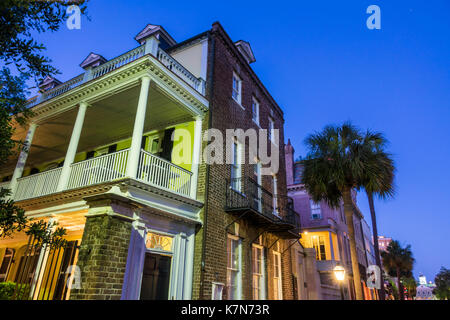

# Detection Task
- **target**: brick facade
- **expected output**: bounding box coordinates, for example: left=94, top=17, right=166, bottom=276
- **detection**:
left=192, top=22, right=296, bottom=300
left=70, top=195, right=134, bottom=300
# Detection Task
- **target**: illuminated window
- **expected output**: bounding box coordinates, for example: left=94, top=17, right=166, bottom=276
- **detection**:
left=273, top=250, right=283, bottom=300
left=226, top=234, right=241, bottom=299
left=231, top=140, right=241, bottom=191
left=145, top=232, right=173, bottom=252
left=311, top=235, right=326, bottom=260
left=252, top=244, right=265, bottom=299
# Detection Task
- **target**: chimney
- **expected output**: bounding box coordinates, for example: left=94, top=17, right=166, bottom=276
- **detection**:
left=285, top=139, right=295, bottom=185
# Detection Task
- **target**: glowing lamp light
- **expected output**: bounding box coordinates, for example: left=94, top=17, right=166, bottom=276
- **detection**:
left=333, top=265, right=346, bottom=282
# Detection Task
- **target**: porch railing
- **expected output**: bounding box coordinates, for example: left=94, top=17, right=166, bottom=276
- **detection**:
left=15, top=167, right=63, bottom=201
left=0, top=181, right=10, bottom=190
left=25, top=42, right=206, bottom=108
left=67, top=149, right=129, bottom=190
left=157, top=48, right=205, bottom=94
left=137, top=149, right=192, bottom=197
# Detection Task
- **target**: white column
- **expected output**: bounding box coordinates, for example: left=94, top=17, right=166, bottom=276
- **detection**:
left=190, top=116, right=203, bottom=199
left=126, top=76, right=151, bottom=179
left=57, top=102, right=88, bottom=191
left=9, top=122, right=37, bottom=197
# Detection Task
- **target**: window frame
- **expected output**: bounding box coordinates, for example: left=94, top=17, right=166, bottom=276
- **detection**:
left=232, top=72, right=242, bottom=105
left=252, top=244, right=266, bottom=300
left=272, top=250, right=283, bottom=300
left=252, top=97, right=260, bottom=125
left=226, top=234, right=242, bottom=300
left=310, top=199, right=322, bottom=220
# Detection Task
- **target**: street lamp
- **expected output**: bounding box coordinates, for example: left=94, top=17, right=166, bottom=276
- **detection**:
left=333, top=265, right=346, bottom=300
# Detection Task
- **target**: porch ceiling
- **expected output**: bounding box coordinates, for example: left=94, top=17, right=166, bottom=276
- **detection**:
left=3, top=82, right=192, bottom=175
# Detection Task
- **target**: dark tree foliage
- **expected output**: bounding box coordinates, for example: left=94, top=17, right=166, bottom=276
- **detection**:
left=0, top=0, right=88, bottom=246
left=434, top=267, right=450, bottom=300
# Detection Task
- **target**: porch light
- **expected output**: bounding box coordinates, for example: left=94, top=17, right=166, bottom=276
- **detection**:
left=333, top=265, right=346, bottom=281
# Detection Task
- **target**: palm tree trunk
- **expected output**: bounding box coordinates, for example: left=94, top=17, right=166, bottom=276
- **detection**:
left=396, top=268, right=404, bottom=300
left=367, top=192, right=385, bottom=300
left=343, top=188, right=364, bottom=300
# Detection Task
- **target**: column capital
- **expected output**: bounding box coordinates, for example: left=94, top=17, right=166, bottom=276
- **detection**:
left=141, top=75, right=151, bottom=83
left=193, top=114, right=204, bottom=122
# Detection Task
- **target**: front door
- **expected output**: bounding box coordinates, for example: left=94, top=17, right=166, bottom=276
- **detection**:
left=139, top=252, right=172, bottom=300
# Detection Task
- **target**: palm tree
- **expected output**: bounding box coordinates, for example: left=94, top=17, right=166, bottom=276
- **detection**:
left=302, top=122, right=390, bottom=300
left=381, top=240, right=415, bottom=300
left=360, top=131, right=395, bottom=300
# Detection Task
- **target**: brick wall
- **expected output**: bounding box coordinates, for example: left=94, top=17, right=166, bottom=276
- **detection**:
left=70, top=197, right=133, bottom=300
left=191, top=22, right=295, bottom=300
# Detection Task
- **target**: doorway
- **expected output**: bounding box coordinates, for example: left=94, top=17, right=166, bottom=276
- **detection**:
left=139, top=252, right=172, bottom=300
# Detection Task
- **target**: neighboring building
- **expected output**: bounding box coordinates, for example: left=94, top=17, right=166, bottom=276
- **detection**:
left=378, top=236, right=392, bottom=252
left=0, top=22, right=300, bottom=300
left=285, top=140, right=375, bottom=300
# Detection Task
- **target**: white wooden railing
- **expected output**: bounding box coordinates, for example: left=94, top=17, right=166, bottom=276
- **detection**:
left=138, top=149, right=192, bottom=197
left=0, top=181, right=10, bottom=190
left=8, top=148, right=194, bottom=200
left=157, top=48, right=205, bottom=94
left=15, top=168, right=63, bottom=201
left=91, top=45, right=146, bottom=78
left=25, top=42, right=207, bottom=107
left=67, top=149, right=129, bottom=190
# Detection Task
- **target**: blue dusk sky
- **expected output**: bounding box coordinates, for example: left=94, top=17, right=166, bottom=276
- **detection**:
left=30, top=0, right=449, bottom=281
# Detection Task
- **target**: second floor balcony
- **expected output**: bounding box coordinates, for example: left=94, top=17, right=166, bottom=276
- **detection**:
left=225, top=176, right=300, bottom=238
left=1, top=39, right=208, bottom=207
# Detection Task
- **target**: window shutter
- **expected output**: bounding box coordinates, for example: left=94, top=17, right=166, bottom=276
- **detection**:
left=160, top=128, right=175, bottom=161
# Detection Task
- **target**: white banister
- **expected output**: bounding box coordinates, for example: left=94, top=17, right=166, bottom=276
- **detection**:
left=57, top=102, right=88, bottom=191
left=15, top=167, right=63, bottom=201
left=156, top=48, right=205, bottom=94
left=138, top=150, right=192, bottom=197
left=9, top=122, right=37, bottom=198
left=67, top=149, right=129, bottom=190
left=190, top=116, right=203, bottom=199
left=91, top=45, right=145, bottom=79
left=127, top=76, right=151, bottom=178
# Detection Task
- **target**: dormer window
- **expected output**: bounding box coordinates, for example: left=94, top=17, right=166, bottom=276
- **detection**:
left=232, top=72, right=242, bottom=105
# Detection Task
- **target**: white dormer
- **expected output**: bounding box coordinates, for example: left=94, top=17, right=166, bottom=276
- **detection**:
left=80, top=52, right=107, bottom=70
left=38, top=76, right=62, bottom=92
left=135, top=24, right=177, bottom=50
left=235, top=40, right=256, bottom=64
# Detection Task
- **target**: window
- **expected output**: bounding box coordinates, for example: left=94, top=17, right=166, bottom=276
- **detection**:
left=273, top=250, right=283, bottom=300
left=310, top=200, right=322, bottom=219
left=268, top=117, right=275, bottom=143
left=231, top=140, right=241, bottom=191
left=272, top=175, right=279, bottom=216
left=252, top=97, right=259, bottom=125
left=252, top=244, right=266, bottom=300
left=311, top=235, right=326, bottom=260
left=226, top=235, right=241, bottom=299
left=145, top=232, right=173, bottom=252
left=253, top=162, right=262, bottom=212
left=232, top=72, right=242, bottom=104
left=0, top=248, right=14, bottom=282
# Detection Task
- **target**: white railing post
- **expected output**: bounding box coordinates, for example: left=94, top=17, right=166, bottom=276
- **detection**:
left=126, top=76, right=151, bottom=179
left=57, top=102, right=88, bottom=191
left=144, top=36, right=159, bottom=56
left=190, top=116, right=203, bottom=199
left=8, top=122, right=37, bottom=198
left=83, top=67, right=93, bottom=83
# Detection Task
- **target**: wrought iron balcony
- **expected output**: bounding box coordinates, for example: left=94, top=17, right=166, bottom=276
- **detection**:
left=225, top=176, right=300, bottom=237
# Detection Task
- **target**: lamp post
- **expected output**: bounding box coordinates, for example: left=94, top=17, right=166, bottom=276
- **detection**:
left=333, top=265, right=346, bottom=300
